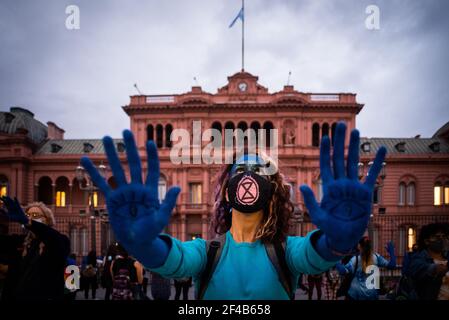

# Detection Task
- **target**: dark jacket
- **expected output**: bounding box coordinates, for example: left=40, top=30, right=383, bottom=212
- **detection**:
left=408, top=249, right=447, bottom=300
left=0, top=221, right=70, bottom=300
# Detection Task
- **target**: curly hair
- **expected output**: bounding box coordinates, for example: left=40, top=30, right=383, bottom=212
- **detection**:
left=417, top=223, right=449, bottom=251
left=212, top=153, right=294, bottom=243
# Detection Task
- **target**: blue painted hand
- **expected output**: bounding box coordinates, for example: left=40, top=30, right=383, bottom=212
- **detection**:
left=81, top=130, right=180, bottom=268
left=0, top=196, right=29, bottom=225
left=300, top=122, right=386, bottom=257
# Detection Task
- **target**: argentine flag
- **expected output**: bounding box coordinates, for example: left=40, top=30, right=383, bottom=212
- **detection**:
left=229, top=7, right=244, bottom=28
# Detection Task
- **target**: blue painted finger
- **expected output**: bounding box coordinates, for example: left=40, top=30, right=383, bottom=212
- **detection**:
left=365, top=146, right=387, bottom=188
left=81, top=156, right=111, bottom=196
left=332, top=122, right=347, bottom=179
left=157, top=186, right=181, bottom=229
left=123, top=130, right=143, bottom=184
left=347, top=129, right=360, bottom=180
left=299, top=185, right=323, bottom=224
left=145, top=140, right=160, bottom=201
left=103, top=136, right=127, bottom=186
left=319, top=136, right=333, bottom=185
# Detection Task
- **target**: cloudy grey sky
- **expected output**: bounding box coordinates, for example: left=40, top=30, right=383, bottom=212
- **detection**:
left=1, top=0, right=448, bottom=139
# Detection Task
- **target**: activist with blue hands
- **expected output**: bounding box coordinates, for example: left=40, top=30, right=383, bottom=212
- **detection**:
left=81, top=122, right=386, bottom=299
left=336, top=237, right=397, bottom=300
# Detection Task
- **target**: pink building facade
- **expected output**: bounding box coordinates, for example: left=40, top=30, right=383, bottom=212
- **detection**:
left=1, top=71, right=449, bottom=263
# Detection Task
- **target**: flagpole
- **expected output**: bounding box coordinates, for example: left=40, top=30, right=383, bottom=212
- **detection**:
left=242, top=0, right=245, bottom=71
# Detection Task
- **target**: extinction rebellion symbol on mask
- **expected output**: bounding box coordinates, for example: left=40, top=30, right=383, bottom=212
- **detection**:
left=236, top=175, right=259, bottom=205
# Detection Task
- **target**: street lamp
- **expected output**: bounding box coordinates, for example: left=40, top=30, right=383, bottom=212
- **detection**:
left=360, top=159, right=387, bottom=240
left=75, top=163, right=108, bottom=254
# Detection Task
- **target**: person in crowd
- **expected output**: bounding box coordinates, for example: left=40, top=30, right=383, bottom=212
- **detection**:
left=402, top=243, right=419, bottom=276
left=132, top=257, right=147, bottom=300
left=81, top=250, right=99, bottom=299
left=80, top=122, right=386, bottom=299
left=174, top=277, right=192, bottom=300
left=110, top=243, right=137, bottom=300
left=296, top=273, right=309, bottom=296
left=150, top=271, right=172, bottom=300
left=101, top=243, right=117, bottom=300
left=0, top=197, right=70, bottom=300
left=408, top=223, right=449, bottom=300
left=323, top=267, right=341, bottom=300
left=142, top=268, right=149, bottom=298
left=337, top=237, right=396, bottom=300
left=307, top=273, right=323, bottom=300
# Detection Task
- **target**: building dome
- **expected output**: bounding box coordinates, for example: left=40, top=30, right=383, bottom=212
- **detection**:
left=0, top=107, right=48, bottom=144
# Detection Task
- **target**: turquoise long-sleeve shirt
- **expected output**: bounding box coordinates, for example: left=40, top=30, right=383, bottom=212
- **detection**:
left=149, top=230, right=338, bottom=300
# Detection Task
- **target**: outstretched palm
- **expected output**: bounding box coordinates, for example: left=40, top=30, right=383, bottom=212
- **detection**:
left=300, top=122, right=386, bottom=253
left=81, top=130, right=180, bottom=251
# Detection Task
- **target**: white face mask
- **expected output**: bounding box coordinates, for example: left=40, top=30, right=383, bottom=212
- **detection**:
left=32, top=218, right=46, bottom=224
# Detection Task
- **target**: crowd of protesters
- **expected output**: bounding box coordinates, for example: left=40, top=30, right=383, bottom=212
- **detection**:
left=0, top=195, right=448, bottom=301
left=0, top=196, right=193, bottom=301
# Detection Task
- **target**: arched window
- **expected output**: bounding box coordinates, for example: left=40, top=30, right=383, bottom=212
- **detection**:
left=55, top=176, right=70, bottom=207
left=407, top=183, right=416, bottom=206
left=38, top=176, right=53, bottom=205
left=263, top=121, right=274, bottom=148
left=165, top=124, right=173, bottom=148
left=211, top=121, right=222, bottom=133
left=147, top=124, right=154, bottom=141
left=156, top=124, right=163, bottom=148
left=434, top=182, right=442, bottom=206
left=224, top=121, right=235, bottom=131
left=322, top=123, right=329, bottom=138
left=312, top=123, right=320, bottom=147
left=88, top=192, right=98, bottom=208
left=250, top=121, right=261, bottom=146
left=398, top=182, right=406, bottom=206
left=237, top=121, right=248, bottom=131
left=0, top=174, right=8, bottom=197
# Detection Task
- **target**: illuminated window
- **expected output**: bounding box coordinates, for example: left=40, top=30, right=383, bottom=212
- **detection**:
left=407, top=183, right=415, bottom=206
left=89, top=192, right=98, bottom=207
left=434, top=183, right=442, bottom=206
left=445, top=184, right=449, bottom=205
left=398, top=183, right=406, bottom=206
left=56, top=191, right=66, bottom=207
left=0, top=185, right=7, bottom=197
left=407, top=227, right=416, bottom=251
left=189, top=183, right=202, bottom=204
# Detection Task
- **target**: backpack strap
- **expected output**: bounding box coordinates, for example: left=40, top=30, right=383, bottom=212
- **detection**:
left=197, top=233, right=227, bottom=300
left=265, top=240, right=294, bottom=300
